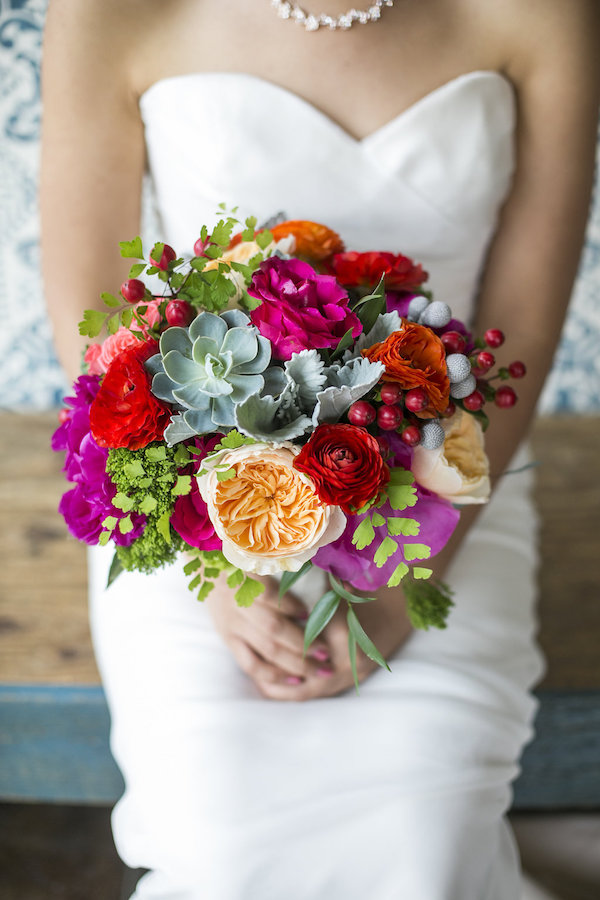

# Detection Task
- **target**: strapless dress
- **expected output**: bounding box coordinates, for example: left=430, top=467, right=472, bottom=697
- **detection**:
left=89, top=71, right=545, bottom=899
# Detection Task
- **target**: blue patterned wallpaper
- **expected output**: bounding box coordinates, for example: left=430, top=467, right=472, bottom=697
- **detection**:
left=1, top=0, right=599, bottom=411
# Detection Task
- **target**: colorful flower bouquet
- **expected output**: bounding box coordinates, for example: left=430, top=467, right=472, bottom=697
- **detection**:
left=53, top=213, right=525, bottom=685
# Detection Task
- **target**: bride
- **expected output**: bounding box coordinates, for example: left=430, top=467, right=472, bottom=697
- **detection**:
left=41, top=1, right=599, bottom=897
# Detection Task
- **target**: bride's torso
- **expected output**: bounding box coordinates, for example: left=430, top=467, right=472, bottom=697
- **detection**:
left=132, top=0, right=518, bottom=323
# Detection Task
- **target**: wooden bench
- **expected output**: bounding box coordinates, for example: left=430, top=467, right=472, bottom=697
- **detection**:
left=0, top=412, right=599, bottom=807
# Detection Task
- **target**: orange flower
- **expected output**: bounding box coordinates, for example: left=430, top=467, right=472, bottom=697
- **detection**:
left=270, top=220, right=345, bottom=261
left=362, top=321, right=450, bottom=418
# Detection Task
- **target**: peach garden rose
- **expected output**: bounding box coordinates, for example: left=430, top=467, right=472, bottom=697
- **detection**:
left=196, top=442, right=347, bottom=575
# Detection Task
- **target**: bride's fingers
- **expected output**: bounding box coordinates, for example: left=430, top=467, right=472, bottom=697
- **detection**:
left=238, top=620, right=330, bottom=679
left=255, top=578, right=308, bottom=620
left=227, top=636, right=281, bottom=686
left=246, top=603, right=330, bottom=663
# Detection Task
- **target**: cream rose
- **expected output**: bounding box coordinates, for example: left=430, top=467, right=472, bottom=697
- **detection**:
left=411, top=409, right=491, bottom=505
left=196, top=441, right=346, bottom=575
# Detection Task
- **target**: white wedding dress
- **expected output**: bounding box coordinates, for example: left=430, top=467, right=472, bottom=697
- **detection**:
left=89, top=71, right=545, bottom=899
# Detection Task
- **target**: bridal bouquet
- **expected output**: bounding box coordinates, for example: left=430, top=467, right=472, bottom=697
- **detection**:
left=53, top=213, right=525, bottom=684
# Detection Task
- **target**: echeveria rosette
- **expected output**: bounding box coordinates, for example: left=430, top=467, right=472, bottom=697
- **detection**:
left=247, top=257, right=362, bottom=360
left=52, top=375, right=145, bottom=546
left=170, top=436, right=222, bottom=549
left=149, top=310, right=272, bottom=444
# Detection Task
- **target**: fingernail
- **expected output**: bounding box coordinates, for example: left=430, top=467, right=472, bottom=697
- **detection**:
left=285, top=676, right=303, bottom=685
left=317, top=667, right=333, bottom=678
left=310, top=647, right=330, bottom=662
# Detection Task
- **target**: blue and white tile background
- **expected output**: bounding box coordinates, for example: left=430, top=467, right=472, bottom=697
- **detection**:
left=1, top=0, right=599, bottom=412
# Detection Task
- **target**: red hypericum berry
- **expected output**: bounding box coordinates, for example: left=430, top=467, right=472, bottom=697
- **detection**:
left=165, top=300, right=194, bottom=328
left=120, top=278, right=146, bottom=303
left=380, top=383, right=403, bottom=405
left=476, top=350, right=495, bottom=371
left=400, top=425, right=421, bottom=446
left=404, top=387, right=428, bottom=413
left=377, top=405, right=403, bottom=431
left=494, top=385, right=517, bottom=408
left=441, top=401, right=456, bottom=418
left=508, top=360, right=527, bottom=378
left=193, top=236, right=210, bottom=256
left=150, top=244, right=177, bottom=271
left=484, top=328, right=505, bottom=348
left=348, top=400, right=376, bottom=427
left=58, top=408, right=70, bottom=424
left=441, top=331, right=466, bottom=355
left=463, top=390, right=485, bottom=411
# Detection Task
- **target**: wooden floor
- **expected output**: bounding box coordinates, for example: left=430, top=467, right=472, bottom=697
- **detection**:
left=0, top=411, right=599, bottom=688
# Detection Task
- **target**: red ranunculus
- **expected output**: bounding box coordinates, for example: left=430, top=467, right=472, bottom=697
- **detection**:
left=90, top=341, right=171, bottom=450
left=294, top=423, right=390, bottom=514
left=328, top=251, right=428, bottom=291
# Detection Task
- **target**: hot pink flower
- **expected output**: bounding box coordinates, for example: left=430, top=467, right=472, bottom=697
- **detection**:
left=248, top=257, right=361, bottom=360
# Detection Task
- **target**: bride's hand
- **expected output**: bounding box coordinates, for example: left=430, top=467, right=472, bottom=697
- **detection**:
left=206, top=574, right=335, bottom=696
left=208, top=576, right=413, bottom=701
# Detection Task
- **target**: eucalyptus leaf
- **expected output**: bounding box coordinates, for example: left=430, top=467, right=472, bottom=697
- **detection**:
left=346, top=606, right=391, bottom=671
left=279, top=560, right=313, bottom=599
left=348, top=631, right=360, bottom=693
left=328, top=574, right=375, bottom=605
left=106, top=552, right=124, bottom=588
left=303, top=590, right=340, bottom=654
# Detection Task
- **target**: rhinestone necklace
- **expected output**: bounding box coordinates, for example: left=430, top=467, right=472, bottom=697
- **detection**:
left=271, top=0, right=395, bottom=31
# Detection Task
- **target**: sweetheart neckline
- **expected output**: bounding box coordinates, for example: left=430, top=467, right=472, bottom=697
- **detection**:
left=138, top=69, right=513, bottom=146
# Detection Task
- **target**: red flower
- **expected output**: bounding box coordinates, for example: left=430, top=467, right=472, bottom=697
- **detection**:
left=294, top=424, right=390, bottom=514
left=90, top=341, right=171, bottom=450
left=328, top=251, right=428, bottom=291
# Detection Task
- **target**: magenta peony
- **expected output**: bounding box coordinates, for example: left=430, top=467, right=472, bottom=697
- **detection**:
left=247, top=257, right=362, bottom=360
left=170, top=436, right=221, bottom=550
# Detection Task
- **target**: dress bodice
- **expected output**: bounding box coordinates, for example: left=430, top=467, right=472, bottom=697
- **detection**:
left=139, top=70, right=515, bottom=323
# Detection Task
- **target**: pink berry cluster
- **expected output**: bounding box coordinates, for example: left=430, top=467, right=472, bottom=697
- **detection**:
left=347, top=326, right=526, bottom=449
left=120, top=241, right=196, bottom=330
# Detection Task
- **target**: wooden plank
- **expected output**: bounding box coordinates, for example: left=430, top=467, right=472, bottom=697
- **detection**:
left=0, top=412, right=598, bottom=687
left=0, top=685, right=124, bottom=804
left=0, top=683, right=596, bottom=808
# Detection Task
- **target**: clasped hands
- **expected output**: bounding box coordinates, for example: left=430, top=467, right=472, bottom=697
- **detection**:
left=207, top=574, right=413, bottom=701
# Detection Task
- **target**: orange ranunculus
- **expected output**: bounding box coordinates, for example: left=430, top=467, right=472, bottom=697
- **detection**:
left=269, top=220, right=345, bottom=261
left=362, top=321, right=450, bottom=418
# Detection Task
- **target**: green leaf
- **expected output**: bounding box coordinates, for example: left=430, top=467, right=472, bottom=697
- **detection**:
left=235, top=576, right=264, bottom=607
left=106, top=312, right=120, bottom=335
left=387, top=562, right=409, bottom=587
left=328, top=574, right=375, bottom=605
left=214, top=430, right=256, bottom=452
left=118, top=515, right=133, bottom=534
left=138, top=495, right=158, bottom=514
left=404, top=543, right=431, bottom=562
left=242, top=216, right=257, bottom=241
left=279, top=560, right=313, bottom=598
left=102, top=515, right=118, bottom=531
left=404, top=578, right=454, bottom=630
left=106, top=552, right=124, bottom=588
left=172, top=475, right=192, bottom=496
left=120, top=307, right=133, bottom=328
left=150, top=241, right=165, bottom=264
left=256, top=229, right=274, bottom=250
left=346, top=606, right=390, bottom=671
left=145, top=445, right=167, bottom=462
left=373, top=536, right=398, bottom=567
left=156, top=510, right=172, bottom=545
left=387, top=483, right=418, bottom=511
left=211, top=219, right=235, bottom=247
left=173, top=445, right=191, bottom=467
left=216, top=468, right=236, bottom=482
left=352, top=517, right=376, bottom=550
left=388, top=467, right=415, bottom=485
left=328, top=327, right=355, bottom=363
left=101, top=291, right=121, bottom=308
left=112, top=492, right=135, bottom=512
left=348, top=631, right=360, bottom=694
left=78, top=308, right=107, bottom=338
left=183, top=557, right=202, bottom=576
left=227, top=568, right=245, bottom=589
left=412, top=567, right=433, bottom=580
left=204, top=567, right=221, bottom=579
left=98, top=530, right=111, bottom=546
left=119, top=236, right=143, bottom=259
left=124, top=459, right=145, bottom=479
left=197, top=581, right=215, bottom=603
left=354, top=274, right=386, bottom=334
left=387, top=517, right=420, bottom=537
left=128, top=262, right=146, bottom=278
left=303, top=590, right=339, bottom=654
left=371, top=512, right=385, bottom=527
